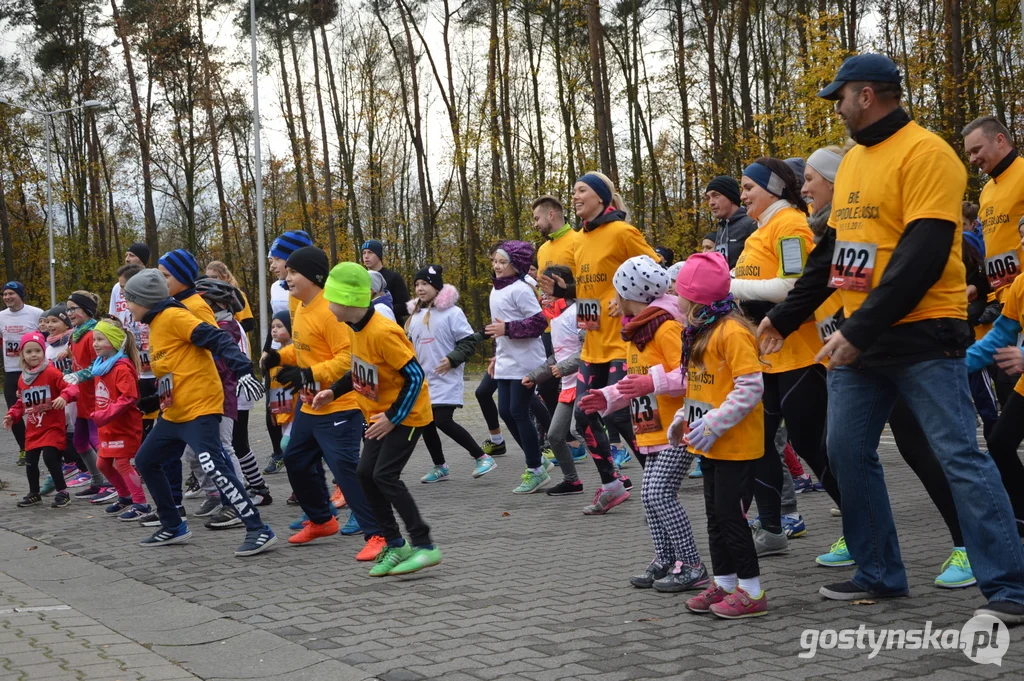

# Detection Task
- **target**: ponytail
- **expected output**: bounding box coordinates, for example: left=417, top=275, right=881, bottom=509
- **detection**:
left=122, top=330, right=142, bottom=374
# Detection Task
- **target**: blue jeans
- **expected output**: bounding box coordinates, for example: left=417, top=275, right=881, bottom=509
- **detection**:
left=283, top=409, right=381, bottom=538
left=136, top=415, right=264, bottom=532
left=827, top=359, right=1024, bottom=603
left=497, top=379, right=542, bottom=468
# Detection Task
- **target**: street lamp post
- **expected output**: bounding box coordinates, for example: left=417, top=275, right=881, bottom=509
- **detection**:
left=250, top=0, right=269, bottom=346
left=0, top=97, right=107, bottom=308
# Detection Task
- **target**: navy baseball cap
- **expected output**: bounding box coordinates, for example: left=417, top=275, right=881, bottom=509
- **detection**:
left=817, top=53, right=902, bottom=100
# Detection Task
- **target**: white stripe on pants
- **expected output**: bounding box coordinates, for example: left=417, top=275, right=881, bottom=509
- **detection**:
left=185, top=416, right=243, bottom=493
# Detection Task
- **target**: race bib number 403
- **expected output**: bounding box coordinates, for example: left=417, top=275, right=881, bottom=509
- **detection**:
left=630, top=393, right=662, bottom=435
left=829, top=241, right=877, bottom=292
left=576, top=299, right=601, bottom=331
left=985, top=250, right=1020, bottom=290
left=351, top=356, right=379, bottom=402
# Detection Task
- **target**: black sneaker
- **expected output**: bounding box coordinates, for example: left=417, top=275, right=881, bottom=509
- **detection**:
left=546, top=480, right=584, bottom=496
left=205, top=506, right=243, bottom=530
left=975, top=601, right=1024, bottom=626
left=139, top=522, right=192, bottom=547
left=481, top=439, right=507, bottom=457
left=247, top=486, right=273, bottom=506
left=235, top=526, right=278, bottom=557
left=819, top=580, right=908, bottom=601
left=263, top=456, right=285, bottom=475
left=194, top=495, right=220, bottom=517
left=17, top=493, right=42, bottom=507
left=73, top=485, right=102, bottom=498
left=139, top=506, right=186, bottom=528
left=286, top=492, right=299, bottom=506
left=630, top=561, right=670, bottom=589
left=653, top=562, right=711, bottom=592
left=50, top=491, right=71, bottom=508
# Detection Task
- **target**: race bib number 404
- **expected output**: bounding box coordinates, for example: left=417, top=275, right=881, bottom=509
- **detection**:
left=986, top=250, right=1020, bottom=290
left=630, top=393, right=662, bottom=435
left=829, top=241, right=877, bottom=292
left=351, top=356, right=379, bottom=402
left=576, top=299, right=601, bottom=331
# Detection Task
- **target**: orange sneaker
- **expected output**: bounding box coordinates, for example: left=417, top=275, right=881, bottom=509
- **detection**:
left=356, top=535, right=387, bottom=561
left=331, top=485, right=347, bottom=509
left=287, top=516, right=340, bottom=544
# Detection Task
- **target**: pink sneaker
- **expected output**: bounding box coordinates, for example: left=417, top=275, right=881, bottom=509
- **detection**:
left=685, top=584, right=731, bottom=613
left=582, top=484, right=630, bottom=515
left=709, top=587, right=768, bottom=619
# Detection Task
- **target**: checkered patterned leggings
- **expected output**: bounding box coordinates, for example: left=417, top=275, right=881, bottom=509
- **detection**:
left=641, top=446, right=702, bottom=566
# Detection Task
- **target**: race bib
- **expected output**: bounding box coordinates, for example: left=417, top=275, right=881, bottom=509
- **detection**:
left=816, top=312, right=842, bottom=344
left=5, top=339, right=19, bottom=357
left=297, top=382, right=321, bottom=406
left=829, top=241, right=877, bottom=292
left=985, top=250, right=1020, bottom=290
left=352, top=356, right=379, bottom=401
left=682, top=398, right=713, bottom=438
left=576, top=299, right=601, bottom=331
left=138, top=350, right=151, bottom=374
left=54, top=356, right=72, bottom=374
left=715, top=243, right=728, bottom=259
left=135, top=330, right=151, bottom=373
left=157, top=374, right=174, bottom=410
left=630, top=393, right=662, bottom=435
left=22, top=384, right=52, bottom=415
left=269, top=386, right=295, bottom=415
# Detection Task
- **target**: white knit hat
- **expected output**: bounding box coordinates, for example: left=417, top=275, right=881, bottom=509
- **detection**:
left=613, top=255, right=669, bottom=304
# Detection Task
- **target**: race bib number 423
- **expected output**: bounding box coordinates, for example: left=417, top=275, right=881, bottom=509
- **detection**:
left=630, top=393, right=662, bottom=435
left=351, top=356, right=379, bottom=402
left=576, top=299, right=601, bottom=331
left=985, top=250, right=1020, bottom=290
left=829, top=241, right=877, bottom=292
left=682, top=398, right=712, bottom=438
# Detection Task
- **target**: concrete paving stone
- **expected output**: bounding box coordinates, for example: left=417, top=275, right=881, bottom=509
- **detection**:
left=521, top=664, right=604, bottom=681
left=376, top=669, right=425, bottom=681
left=8, top=661, right=68, bottom=679
left=471, top=659, right=546, bottom=680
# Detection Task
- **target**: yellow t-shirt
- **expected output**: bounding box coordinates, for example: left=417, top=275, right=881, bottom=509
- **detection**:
left=625, top=317, right=686, bottom=449
left=684, top=318, right=764, bottom=461
left=994, top=274, right=1024, bottom=397
left=537, top=226, right=579, bottom=273
left=149, top=306, right=224, bottom=423
left=235, top=291, right=254, bottom=326
left=829, top=121, right=968, bottom=323
left=575, top=220, right=656, bottom=363
left=348, top=311, right=432, bottom=427
left=978, top=155, right=1024, bottom=301
left=277, top=291, right=359, bottom=416
left=734, top=206, right=821, bottom=373
left=179, top=292, right=217, bottom=326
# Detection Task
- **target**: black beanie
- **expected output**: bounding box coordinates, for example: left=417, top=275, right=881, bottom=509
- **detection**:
left=128, top=242, right=151, bottom=265
left=272, top=310, right=292, bottom=335
left=705, top=176, right=742, bottom=208
left=414, top=264, right=443, bottom=292
left=286, top=246, right=330, bottom=289
left=68, top=292, right=97, bottom=318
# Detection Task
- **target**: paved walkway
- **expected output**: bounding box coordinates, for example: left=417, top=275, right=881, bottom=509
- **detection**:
left=0, top=380, right=1021, bottom=680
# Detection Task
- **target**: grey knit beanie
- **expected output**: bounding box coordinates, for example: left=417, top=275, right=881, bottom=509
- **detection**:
left=123, top=268, right=169, bottom=308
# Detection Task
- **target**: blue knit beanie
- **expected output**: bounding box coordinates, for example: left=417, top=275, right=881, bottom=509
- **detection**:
left=158, top=249, right=199, bottom=287
left=269, top=230, right=313, bottom=260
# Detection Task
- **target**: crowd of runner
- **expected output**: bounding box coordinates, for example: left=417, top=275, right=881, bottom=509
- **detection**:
left=2, top=54, right=1024, bottom=622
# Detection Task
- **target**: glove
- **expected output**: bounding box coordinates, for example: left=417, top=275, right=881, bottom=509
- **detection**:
left=137, top=394, right=161, bottom=414
left=64, top=373, right=81, bottom=386
left=261, top=349, right=281, bottom=372
left=276, top=365, right=311, bottom=391
left=236, top=373, right=266, bottom=401
left=577, top=389, right=608, bottom=415
left=615, top=373, right=654, bottom=399
left=684, top=417, right=719, bottom=452
left=667, top=415, right=687, bottom=447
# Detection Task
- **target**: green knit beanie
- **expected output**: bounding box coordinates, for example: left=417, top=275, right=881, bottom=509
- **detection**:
left=324, top=262, right=371, bottom=308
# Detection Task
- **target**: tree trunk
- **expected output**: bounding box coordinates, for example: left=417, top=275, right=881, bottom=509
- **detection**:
left=0, top=166, right=15, bottom=280
left=287, top=29, right=321, bottom=236
left=500, top=0, right=521, bottom=236
left=586, top=0, right=613, bottom=177
left=309, top=25, right=337, bottom=262
left=550, top=0, right=576, bottom=186
left=274, top=28, right=311, bottom=232
left=522, top=5, right=546, bottom=191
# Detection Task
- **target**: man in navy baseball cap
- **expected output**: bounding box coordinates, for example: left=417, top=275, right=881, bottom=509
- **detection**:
left=817, top=53, right=902, bottom=100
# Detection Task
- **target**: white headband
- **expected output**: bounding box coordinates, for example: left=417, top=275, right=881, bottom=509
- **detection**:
left=807, top=149, right=844, bottom=184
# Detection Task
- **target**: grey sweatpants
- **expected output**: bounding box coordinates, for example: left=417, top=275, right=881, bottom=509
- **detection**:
left=777, top=424, right=797, bottom=515
left=549, top=401, right=580, bottom=483
left=185, top=416, right=243, bottom=494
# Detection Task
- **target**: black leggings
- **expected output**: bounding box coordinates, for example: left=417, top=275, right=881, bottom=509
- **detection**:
left=573, top=359, right=642, bottom=485
left=754, top=364, right=837, bottom=533
left=423, top=405, right=485, bottom=466
left=266, top=408, right=283, bottom=458
left=232, top=409, right=250, bottom=456
left=986, top=390, right=1024, bottom=533
left=4, top=371, right=25, bottom=451
left=25, top=446, right=65, bottom=495
left=703, top=457, right=759, bottom=579
left=356, top=425, right=431, bottom=546
left=476, top=372, right=551, bottom=439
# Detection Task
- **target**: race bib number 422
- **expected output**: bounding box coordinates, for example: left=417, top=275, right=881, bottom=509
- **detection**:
left=576, top=299, right=601, bottom=331
left=985, top=250, right=1020, bottom=290
left=829, top=241, right=877, bottom=292
left=351, top=356, right=379, bottom=402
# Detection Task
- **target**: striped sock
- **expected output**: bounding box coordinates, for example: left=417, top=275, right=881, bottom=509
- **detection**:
left=237, top=451, right=266, bottom=489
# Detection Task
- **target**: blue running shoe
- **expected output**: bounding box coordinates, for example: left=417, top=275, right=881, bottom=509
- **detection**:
left=689, top=459, right=703, bottom=478
left=782, top=514, right=807, bottom=538
left=40, top=475, right=55, bottom=495
left=472, top=455, right=496, bottom=478
left=611, top=446, right=631, bottom=469
left=935, top=547, right=975, bottom=589
left=235, top=526, right=278, bottom=557
left=139, top=522, right=192, bottom=547
left=119, top=504, right=152, bottom=522
left=105, top=497, right=133, bottom=515
left=420, top=464, right=450, bottom=483
left=792, top=474, right=814, bottom=493
left=816, top=536, right=855, bottom=567
left=290, top=512, right=310, bottom=531
left=340, top=512, right=361, bottom=535
left=571, top=444, right=588, bottom=462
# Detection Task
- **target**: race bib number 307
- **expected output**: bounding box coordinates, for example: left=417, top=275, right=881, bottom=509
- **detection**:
left=829, top=241, right=877, bottom=292
left=22, top=385, right=52, bottom=414
left=985, top=250, right=1020, bottom=290
left=576, top=299, right=601, bottom=331
left=351, top=356, right=379, bottom=402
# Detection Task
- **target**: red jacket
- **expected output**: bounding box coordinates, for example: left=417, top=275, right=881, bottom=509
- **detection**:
left=7, top=364, right=78, bottom=451
left=92, top=358, right=142, bottom=459
left=70, top=329, right=97, bottom=416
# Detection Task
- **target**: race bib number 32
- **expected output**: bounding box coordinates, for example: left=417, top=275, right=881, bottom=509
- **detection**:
left=5, top=340, right=19, bottom=357
left=829, top=241, right=877, bottom=292
left=351, top=356, right=379, bottom=402
left=985, top=250, right=1020, bottom=290
left=576, top=299, right=601, bottom=331
left=630, top=393, right=662, bottom=435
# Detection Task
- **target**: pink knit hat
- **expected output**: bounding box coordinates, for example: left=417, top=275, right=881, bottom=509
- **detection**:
left=19, top=331, right=46, bottom=353
left=674, top=252, right=731, bottom=306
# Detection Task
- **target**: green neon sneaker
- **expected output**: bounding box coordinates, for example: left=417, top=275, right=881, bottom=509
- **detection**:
left=816, top=535, right=855, bottom=567
left=935, top=547, right=975, bottom=589
left=512, top=469, right=551, bottom=494
left=368, top=544, right=414, bottom=577
left=16, top=450, right=26, bottom=466
left=389, top=546, right=442, bottom=575
left=481, top=439, right=506, bottom=456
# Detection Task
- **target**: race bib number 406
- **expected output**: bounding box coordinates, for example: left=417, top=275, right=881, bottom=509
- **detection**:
left=351, top=356, right=379, bottom=402
left=985, top=250, right=1020, bottom=290
left=576, top=299, right=601, bottom=331
left=630, top=393, right=662, bottom=435
left=829, top=241, right=877, bottom=292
